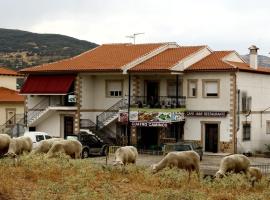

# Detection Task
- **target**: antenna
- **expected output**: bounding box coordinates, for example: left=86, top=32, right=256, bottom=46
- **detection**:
left=126, top=33, right=144, bottom=44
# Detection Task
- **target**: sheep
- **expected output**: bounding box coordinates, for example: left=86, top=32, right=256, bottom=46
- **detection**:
left=0, top=134, right=11, bottom=157
left=151, top=151, right=200, bottom=180
left=113, top=146, right=138, bottom=166
left=31, top=138, right=63, bottom=154
left=247, top=167, right=262, bottom=187
left=215, top=154, right=250, bottom=178
left=46, top=140, right=82, bottom=159
left=5, top=136, right=33, bottom=158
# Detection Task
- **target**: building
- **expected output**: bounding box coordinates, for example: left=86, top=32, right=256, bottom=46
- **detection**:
left=20, top=43, right=270, bottom=153
left=0, top=67, right=25, bottom=136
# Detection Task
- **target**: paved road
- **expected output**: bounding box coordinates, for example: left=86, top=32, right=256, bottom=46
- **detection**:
left=89, top=154, right=270, bottom=175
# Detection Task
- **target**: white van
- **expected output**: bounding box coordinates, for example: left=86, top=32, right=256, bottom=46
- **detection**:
left=23, top=131, right=52, bottom=148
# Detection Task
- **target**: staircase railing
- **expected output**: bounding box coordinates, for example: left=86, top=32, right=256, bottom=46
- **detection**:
left=96, top=98, right=127, bottom=130
left=27, top=98, right=50, bottom=125
left=0, top=113, right=26, bottom=136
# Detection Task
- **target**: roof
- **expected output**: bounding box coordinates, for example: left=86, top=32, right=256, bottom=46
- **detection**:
left=185, top=51, right=235, bottom=71
left=228, top=61, right=270, bottom=74
left=129, top=46, right=205, bottom=72
left=20, top=43, right=165, bottom=73
left=0, top=67, right=18, bottom=76
left=0, top=87, right=25, bottom=103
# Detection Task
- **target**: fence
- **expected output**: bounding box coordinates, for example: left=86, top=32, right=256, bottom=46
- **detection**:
left=250, top=164, right=270, bottom=175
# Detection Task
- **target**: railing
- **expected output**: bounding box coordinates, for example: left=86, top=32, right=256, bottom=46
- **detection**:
left=96, top=98, right=127, bottom=130
left=0, top=113, right=26, bottom=137
left=250, top=164, right=270, bottom=175
left=80, top=119, right=96, bottom=131
left=129, top=96, right=186, bottom=108
left=27, top=98, right=50, bottom=125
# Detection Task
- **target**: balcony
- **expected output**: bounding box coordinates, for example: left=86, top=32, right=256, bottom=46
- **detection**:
left=129, top=96, right=186, bottom=110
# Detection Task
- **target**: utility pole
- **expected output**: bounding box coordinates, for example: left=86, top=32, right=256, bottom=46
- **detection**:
left=126, top=33, right=144, bottom=44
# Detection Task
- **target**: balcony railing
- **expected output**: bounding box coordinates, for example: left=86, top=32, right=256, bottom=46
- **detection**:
left=129, top=96, right=186, bottom=109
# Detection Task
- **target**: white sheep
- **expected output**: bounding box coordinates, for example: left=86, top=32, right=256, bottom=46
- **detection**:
left=151, top=151, right=200, bottom=180
left=31, top=138, right=63, bottom=154
left=215, top=154, right=250, bottom=178
left=113, top=146, right=138, bottom=166
left=247, top=167, right=262, bottom=187
left=5, top=136, right=33, bottom=158
left=46, top=140, right=82, bottom=159
left=0, top=134, right=11, bottom=156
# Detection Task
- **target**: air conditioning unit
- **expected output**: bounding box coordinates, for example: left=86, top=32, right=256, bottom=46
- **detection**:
left=241, top=91, right=251, bottom=113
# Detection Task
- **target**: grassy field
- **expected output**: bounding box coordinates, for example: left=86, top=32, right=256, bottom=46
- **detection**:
left=0, top=155, right=269, bottom=200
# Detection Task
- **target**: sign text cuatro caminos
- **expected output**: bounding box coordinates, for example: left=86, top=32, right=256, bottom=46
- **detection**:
left=185, top=111, right=228, bottom=117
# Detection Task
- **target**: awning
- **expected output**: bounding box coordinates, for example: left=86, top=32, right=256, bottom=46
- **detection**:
left=20, top=75, right=75, bottom=95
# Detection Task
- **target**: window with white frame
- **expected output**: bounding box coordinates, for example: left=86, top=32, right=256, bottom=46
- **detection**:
left=188, top=80, right=197, bottom=98
left=167, top=80, right=181, bottom=97
left=106, top=80, right=123, bottom=97
left=243, top=122, right=251, bottom=141
left=266, top=121, right=270, bottom=134
left=203, top=80, right=219, bottom=97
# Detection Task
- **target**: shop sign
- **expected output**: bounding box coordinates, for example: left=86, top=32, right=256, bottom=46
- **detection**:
left=185, top=111, right=227, bottom=117
left=118, top=111, right=128, bottom=123
left=131, top=121, right=168, bottom=127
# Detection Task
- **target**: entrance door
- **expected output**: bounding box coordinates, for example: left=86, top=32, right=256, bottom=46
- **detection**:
left=64, top=116, right=74, bottom=138
left=138, top=127, right=159, bottom=150
left=205, top=123, right=218, bottom=153
left=146, top=81, right=159, bottom=107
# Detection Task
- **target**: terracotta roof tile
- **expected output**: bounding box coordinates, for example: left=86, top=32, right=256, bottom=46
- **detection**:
left=129, top=46, right=205, bottom=72
left=0, top=67, right=18, bottom=76
left=227, top=61, right=270, bottom=74
left=0, top=87, right=25, bottom=102
left=20, top=43, right=165, bottom=73
left=185, top=51, right=234, bottom=71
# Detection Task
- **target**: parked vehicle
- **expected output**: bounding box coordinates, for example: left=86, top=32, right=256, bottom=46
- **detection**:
left=66, top=129, right=108, bottom=159
left=23, top=131, right=52, bottom=148
left=164, top=141, right=203, bottom=160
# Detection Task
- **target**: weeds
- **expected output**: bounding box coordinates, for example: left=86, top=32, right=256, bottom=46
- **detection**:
left=0, top=154, right=269, bottom=200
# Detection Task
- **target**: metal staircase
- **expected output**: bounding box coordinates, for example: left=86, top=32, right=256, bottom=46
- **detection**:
left=27, top=98, right=50, bottom=126
left=96, top=98, right=127, bottom=130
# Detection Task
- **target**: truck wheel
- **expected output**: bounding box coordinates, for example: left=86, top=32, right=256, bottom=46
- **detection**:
left=82, top=149, right=89, bottom=159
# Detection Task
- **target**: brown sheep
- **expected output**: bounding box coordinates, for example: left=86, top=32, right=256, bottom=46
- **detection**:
left=46, top=140, right=82, bottom=159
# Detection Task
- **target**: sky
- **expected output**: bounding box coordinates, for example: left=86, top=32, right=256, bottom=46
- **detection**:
left=1, top=0, right=270, bottom=55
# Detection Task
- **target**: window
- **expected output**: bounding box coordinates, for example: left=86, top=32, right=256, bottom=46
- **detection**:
left=36, top=135, right=45, bottom=142
left=16, top=78, right=25, bottom=90
left=203, top=80, right=219, bottom=97
left=187, top=80, right=197, bottom=98
left=45, top=135, right=52, bottom=139
left=6, top=108, right=16, bottom=127
left=266, top=121, right=270, bottom=134
left=106, top=80, right=123, bottom=97
left=167, top=80, right=181, bottom=97
left=243, top=122, right=251, bottom=141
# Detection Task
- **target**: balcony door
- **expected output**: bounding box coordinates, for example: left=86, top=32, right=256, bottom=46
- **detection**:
left=146, top=81, right=159, bottom=107
left=64, top=116, right=74, bottom=138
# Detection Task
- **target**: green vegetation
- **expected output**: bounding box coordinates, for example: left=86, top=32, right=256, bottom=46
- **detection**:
left=0, top=154, right=269, bottom=200
left=0, top=28, right=98, bottom=69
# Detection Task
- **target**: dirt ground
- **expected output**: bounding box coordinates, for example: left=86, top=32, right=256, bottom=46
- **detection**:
left=89, top=154, right=270, bottom=175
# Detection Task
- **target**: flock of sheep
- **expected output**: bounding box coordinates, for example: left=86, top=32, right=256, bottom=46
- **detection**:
left=0, top=133, right=266, bottom=186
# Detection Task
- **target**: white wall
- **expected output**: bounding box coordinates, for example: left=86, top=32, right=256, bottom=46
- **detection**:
left=237, top=72, right=270, bottom=153
left=36, top=112, right=60, bottom=137
left=0, top=76, right=17, bottom=90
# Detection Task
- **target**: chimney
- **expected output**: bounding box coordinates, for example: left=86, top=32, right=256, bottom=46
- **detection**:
left=248, top=45, right=259, bottom=69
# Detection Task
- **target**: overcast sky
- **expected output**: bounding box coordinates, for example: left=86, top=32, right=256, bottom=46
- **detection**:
left=1, top=0, right=270, bottom=55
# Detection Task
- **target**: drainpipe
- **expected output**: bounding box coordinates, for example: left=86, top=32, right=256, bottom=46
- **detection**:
left=127, top=74, right=131, bottom=145
left=237, top=89, right=240, bottom=132
left=176, top=75, right=179, bottom=107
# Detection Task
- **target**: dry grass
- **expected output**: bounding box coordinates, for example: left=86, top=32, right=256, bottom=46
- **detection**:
left=0, top=154, right=269, bottom=200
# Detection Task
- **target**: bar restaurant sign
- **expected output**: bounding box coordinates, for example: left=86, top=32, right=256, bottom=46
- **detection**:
left=185, top=111, right=228, bottom=118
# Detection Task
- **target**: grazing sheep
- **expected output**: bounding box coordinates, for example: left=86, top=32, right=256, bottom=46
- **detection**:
left=215, top=154, right=250, bottom=178
left=113, top=146, right=138, bottom=166
left=46, top=140, right=82, bottom=159
left=248, top=167, right=262, bottom=187
left=31, top=138, right=63, bottom=154
left=5, top=136, right=32, bottom=158
left=151, top=151, right=200, bottom=180
left=0, top=134, right=11, bottom=156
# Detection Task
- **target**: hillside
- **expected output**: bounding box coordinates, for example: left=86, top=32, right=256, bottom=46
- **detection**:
left=242, top=55, right=270, bottom=67
left=0, top=28, right=98, bottom=70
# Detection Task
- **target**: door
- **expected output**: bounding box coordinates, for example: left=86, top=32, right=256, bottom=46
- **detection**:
left=64, top=116, right=74, bottom=138
left=138, top=127, right=159, bottom=150
left=205, top=123, right=218, bottom=153
left=146, top=81, right=159, bottom=107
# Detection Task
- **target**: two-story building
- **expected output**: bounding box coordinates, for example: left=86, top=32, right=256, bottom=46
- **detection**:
left=0, top=67, right=25, bottom=136
left=20, top=43, right=270, bottom=154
